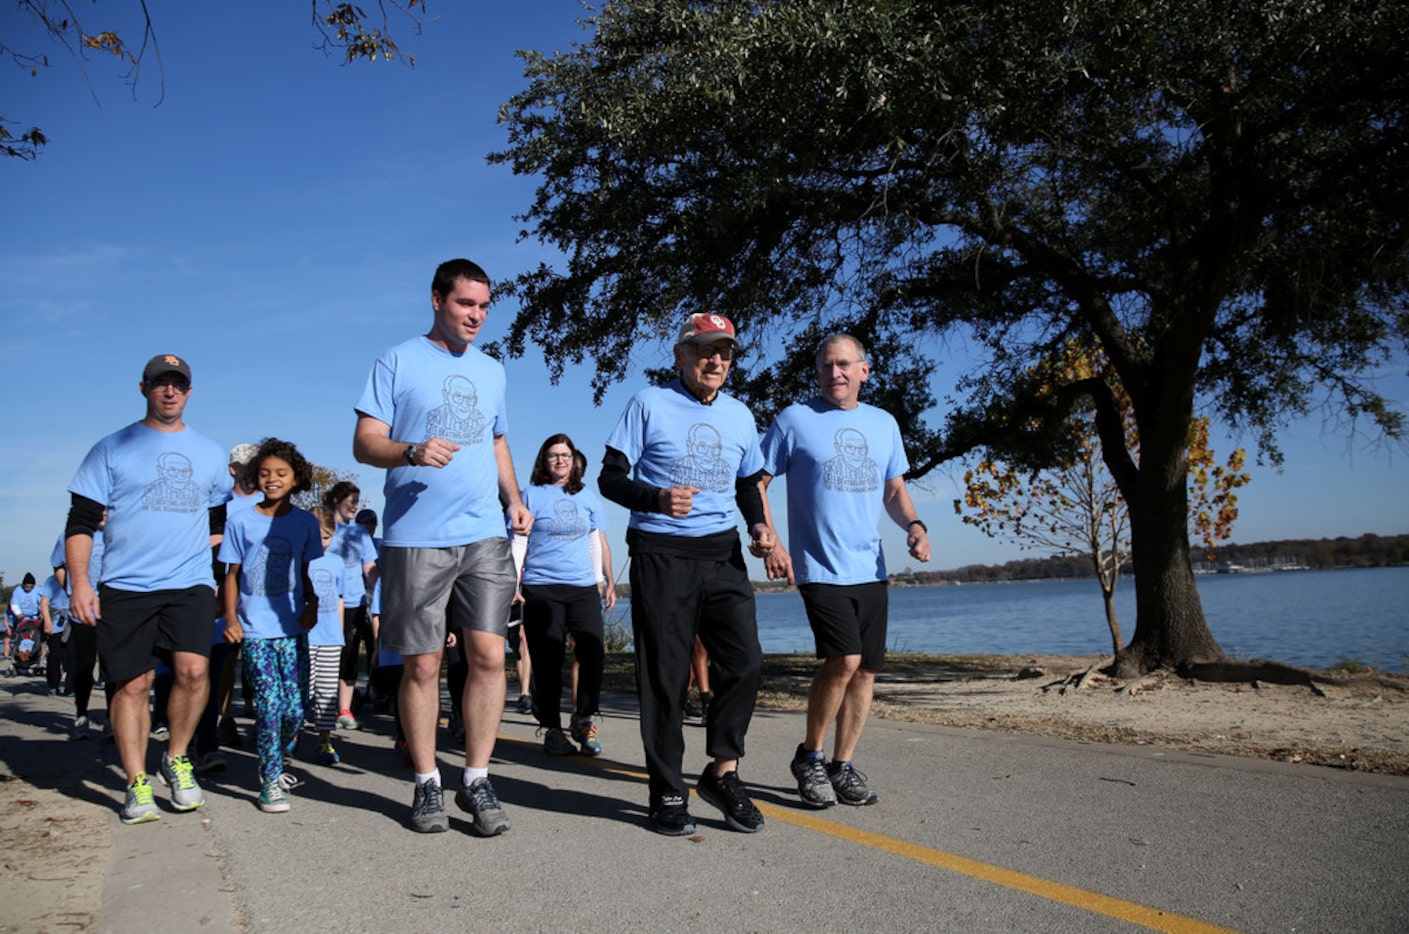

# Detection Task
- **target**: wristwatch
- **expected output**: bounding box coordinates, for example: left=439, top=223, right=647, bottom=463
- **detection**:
left=404, top=443, right=420, bottom=466
left=908, top=519, right=928, bottom=534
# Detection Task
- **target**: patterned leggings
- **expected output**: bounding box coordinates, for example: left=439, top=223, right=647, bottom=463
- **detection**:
left=242, top=636, right=306, bottom=782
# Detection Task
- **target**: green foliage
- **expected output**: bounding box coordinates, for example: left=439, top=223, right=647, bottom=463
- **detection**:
left=493, top=0, right=1409, bottom=671
left=603, top=616, right=632, bottom=653
left=292, top=463, right=360, bottom=513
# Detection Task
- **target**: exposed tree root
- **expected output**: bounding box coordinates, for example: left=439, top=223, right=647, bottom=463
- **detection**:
left=1040, top=660, right=1112, bottom=695
left=1117, top=673, right=1166, bottom=697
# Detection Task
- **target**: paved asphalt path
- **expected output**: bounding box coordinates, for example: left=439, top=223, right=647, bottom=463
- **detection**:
left=2, top=670, right=1406, bottom=933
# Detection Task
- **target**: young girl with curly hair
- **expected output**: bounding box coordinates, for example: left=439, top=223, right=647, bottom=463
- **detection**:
left=218, top=438, right=323, bottom=813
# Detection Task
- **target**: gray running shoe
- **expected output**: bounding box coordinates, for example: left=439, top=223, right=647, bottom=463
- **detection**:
left=827, top=760, right=879, bottom=806
left=158, top=753, right=205, bottom=811
left=151, top=723, right=170, bottom=742
left=410, top=779, right=449, bottom=833
left=456, top=777, right=511, bottom=837
left=790, top=745, right=837, bottom=808
left=258, top=779, right=290, bottom=813
left=121, top=775, right=160, bottom=825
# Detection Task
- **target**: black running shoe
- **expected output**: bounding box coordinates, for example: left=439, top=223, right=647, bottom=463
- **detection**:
left=648, top=794, right=696, bottom=836
left=695, top=764, right=764, bottom=833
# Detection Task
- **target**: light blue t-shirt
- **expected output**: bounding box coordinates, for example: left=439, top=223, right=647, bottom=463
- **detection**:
left=760, top=398, right=909, bottom=585
left=218, top=507, right=323, bottom=640
left=604, top=380, right=763, bottom=537
left=51, top=529, right=107, bottom=595
left=520, top=484, right=607, bottom=587
left=10, top=587, right=42, bottom=618
left=356, top=336, right=510, bottom=548
left=327, top=522, right=377, bottom=605
left=306, top=552, right=347, bottom=647
left=68, top=422, right=232, bottom=592
left=40, top=576, right=69, bottom=629
left=227, top=491, right=260, bottom=520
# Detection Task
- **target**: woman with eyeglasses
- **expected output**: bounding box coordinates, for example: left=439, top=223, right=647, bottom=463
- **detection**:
left=516, top=433, right=615, bottom=756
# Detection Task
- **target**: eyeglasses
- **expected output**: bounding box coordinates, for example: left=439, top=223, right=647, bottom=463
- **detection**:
left=148, top=378, right=191, bottom=393
left=546, top=452, right=574, bottom=461
left=694, top=343, right=735, bottom=361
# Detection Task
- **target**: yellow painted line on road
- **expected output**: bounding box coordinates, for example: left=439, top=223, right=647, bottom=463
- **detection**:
left=768, top=805, right=1239, bottom=934
left=498, top=734, right=1237, bottom=934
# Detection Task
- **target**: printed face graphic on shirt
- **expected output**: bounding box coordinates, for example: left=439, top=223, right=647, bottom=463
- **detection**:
left=248, top=536, right=295, bottom=597
left=142, top=451, right=202, bottom=512
left=668, top=423, right=733, bottom=492
left=823, top=428, right=880, bottom=493
left=311, top=567, right=338, bottom=604
left=425, top=374, right=487, bottom=445
left=546, top=498, right=590, bottom=540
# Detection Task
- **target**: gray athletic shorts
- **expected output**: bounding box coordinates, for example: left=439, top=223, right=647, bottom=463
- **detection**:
left=379, top=538, right=516, bottom=656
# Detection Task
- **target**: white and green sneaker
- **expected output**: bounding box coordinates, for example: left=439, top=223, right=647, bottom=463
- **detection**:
left=121, top=774, right=161, bottom=825
left=158, top=752, right=205, bottom=811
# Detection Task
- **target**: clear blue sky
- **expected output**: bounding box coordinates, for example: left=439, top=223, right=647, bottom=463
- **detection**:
left=2, top=1, right=1405, bottom=588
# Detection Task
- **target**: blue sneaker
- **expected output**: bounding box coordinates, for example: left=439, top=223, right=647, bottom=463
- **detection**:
left=318, top=741, right=340, bottom=766
left=542, top=727, right=576, bottom=755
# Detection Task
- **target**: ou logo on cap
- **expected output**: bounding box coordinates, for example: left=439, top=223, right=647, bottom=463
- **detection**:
left=708, top=314, right=727, bottom=329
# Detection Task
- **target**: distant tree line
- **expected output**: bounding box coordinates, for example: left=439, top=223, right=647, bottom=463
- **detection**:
left=882, top=533, right=1409, bottom=586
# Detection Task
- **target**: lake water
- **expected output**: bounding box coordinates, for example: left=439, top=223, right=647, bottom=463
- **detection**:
left=616, top=567, right=1409, bottom=670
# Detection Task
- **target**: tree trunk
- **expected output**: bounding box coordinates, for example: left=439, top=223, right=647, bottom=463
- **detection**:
left=1113, top=395, right=1228, bottom=678
left=1100, top=582, right=1122, bottom=657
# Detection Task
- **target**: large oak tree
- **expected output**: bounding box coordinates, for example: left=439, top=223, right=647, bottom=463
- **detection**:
left=491, top=0, right=1408, bottom=675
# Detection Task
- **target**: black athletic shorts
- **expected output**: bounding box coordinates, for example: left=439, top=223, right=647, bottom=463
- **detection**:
left=98, top=585, right=216, bottom=683
left=798, top=581, right=888, bottom=671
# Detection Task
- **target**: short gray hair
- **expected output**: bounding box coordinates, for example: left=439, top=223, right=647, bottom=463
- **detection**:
left=815, top=333, right=868, bottom=368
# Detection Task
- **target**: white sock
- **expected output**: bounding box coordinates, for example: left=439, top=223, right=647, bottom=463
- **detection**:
left=463, top=766, right=489, bottom=786
left=415, top=770, right=441, bottom=788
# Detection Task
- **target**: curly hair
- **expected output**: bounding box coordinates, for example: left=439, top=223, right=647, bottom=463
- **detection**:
left=529, top=433, right=584, bottom=494
left=253, top=437, right=314, bottom=495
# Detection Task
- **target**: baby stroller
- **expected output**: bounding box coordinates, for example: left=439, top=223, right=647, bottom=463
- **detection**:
left=11, top=618, right=45, bottom=675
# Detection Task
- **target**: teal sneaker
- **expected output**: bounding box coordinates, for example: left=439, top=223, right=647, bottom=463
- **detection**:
left=158, top=752, right=205, bottom=811
left=570, top=718, right=602, bottom=756
left=121, top=774, right=161, bottom=825
left=258, top=779, right=290, bottom=813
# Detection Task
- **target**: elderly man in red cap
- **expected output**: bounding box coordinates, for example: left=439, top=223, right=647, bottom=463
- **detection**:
left=599, top=312, right=778, bottom=836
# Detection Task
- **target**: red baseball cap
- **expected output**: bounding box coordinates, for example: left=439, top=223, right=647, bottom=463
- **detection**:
left=677, top=313, right=743, bottom=349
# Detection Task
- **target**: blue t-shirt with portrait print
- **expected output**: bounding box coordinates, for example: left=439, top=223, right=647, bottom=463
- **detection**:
left=760, top=397, right=909, bottom=585
left=217, top=507, right=323, bottom=640
left=604, top=379, right=763, bottom=537
left=40, top=576, right=69, bottom=630
left=306, top=552, right=347, bottom=647
left=355, top=336, right=510, bottom=548
left=520, top=484, right=608, bottom=587
left=68, top=422, right=232, bottom=592
left=327, top=522, right=377, bottom=605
